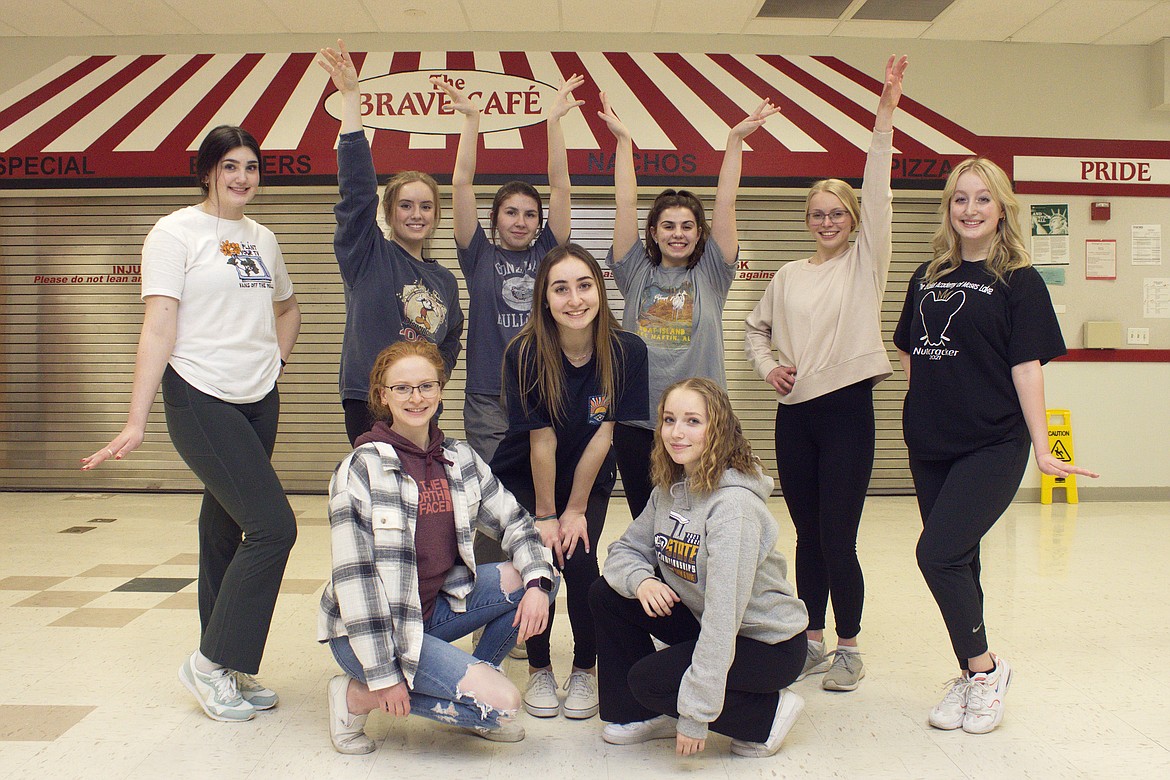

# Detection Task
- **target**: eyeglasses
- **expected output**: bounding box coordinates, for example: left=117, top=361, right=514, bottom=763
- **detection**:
left=385, top=381, right=442, bottom=399
left=807, top=210, right=851, bottom=224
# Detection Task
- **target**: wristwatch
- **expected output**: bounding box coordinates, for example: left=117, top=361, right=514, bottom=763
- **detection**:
left=526, top=576, right=554, bottom=593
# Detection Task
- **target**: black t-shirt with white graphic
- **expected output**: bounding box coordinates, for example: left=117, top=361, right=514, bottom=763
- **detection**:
left=491, top=330, right=649, bottom=502
left=893, top=261, right=1065, bottom=460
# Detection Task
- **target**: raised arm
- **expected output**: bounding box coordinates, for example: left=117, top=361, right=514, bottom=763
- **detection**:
left=874, top=55, right=908, bottom=133
left=318, top=40, right=363, bottom=135
left=437, top=79, right=482, bottom=250
left=711, top=99, right=779, bottom=263
left=598, top=92, right=639, bottom=259
left=81, top=295, right=177, bottom=469
left=545, top=74, right=585, bottom=244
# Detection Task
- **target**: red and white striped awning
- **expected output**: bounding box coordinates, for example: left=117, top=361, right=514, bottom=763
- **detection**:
left=0, top=50, right=1166, bottom=193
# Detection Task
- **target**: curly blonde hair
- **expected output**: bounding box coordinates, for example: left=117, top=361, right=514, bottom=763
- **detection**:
left=649, top=378, right=758, bottom=495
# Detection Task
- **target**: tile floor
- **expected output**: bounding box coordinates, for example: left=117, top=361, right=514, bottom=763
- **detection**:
left=0, top=490, right=1167, bottom=779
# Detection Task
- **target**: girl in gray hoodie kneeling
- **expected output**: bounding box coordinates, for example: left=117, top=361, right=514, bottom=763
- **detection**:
left=590, top=378, right=809, bottom=758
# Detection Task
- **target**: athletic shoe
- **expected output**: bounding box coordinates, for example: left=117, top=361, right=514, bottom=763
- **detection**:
left=327, top=675, right=375, bottom=754
left=523, top=669, right=560, bottom=717
left=562, top=670, right=599, bottom=719
left=509, top=640, right=528, bottom=660
left=602, top=714, right=677, bottom=745
left=729, top=689, right=805, bottom=757
left=462, top=719, right=526, bottom=742
left=927, top=674, right=971, bottom=730
left=178, top=651, right=255, bottom=723
left=795, top=639, right=832, bottom=682
left=822, top=649, right=865, bottom=692
left=234, top=672, right=278, bottom=710
left=963, top=656, right=1012, bottom=734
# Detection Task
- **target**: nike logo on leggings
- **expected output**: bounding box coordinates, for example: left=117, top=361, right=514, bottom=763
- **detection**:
left=972, top=622, right=983, bottom=633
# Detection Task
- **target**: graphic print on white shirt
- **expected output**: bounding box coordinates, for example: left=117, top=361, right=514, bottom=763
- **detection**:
left=637, top=281, right=695, bottom=348
left=220, top=239, right=272, bottom=286
left=654, top=511, right=699, bottom=583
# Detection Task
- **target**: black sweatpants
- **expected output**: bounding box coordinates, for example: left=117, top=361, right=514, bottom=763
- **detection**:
left=614, top=423, right=655, bottom=520
left=910, top=438, right=1030, bottom=665
left=506, top=478, right=612, bottom=670
left=589, top=578, right=805, bottom=742
left=163, top=367, right=297, bottom=675
left=773, top=380, right=874, bottom=639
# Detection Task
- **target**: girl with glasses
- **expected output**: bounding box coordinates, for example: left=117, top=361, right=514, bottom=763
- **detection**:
left=744, top=56, right=908, bottom=693
left=320, top=340, right=558, bottom=753
left=597, top=92, right=777, bottom=520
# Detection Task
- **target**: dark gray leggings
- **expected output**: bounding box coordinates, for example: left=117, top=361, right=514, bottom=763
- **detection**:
left=163, top=367, right=297, bottom=674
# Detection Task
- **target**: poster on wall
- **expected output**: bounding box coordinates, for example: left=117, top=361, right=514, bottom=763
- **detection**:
left=1131, top=224, right=1162, bottom=265
left=1144, top=278, right=1170, bottom=318
left=1030, top=204, right=1070, bottom=265
left=1085, top=239, right=1117, bottom=280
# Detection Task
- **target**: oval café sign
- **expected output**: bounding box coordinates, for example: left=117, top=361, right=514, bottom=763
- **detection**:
left=324, top=69, right=559, bottom=134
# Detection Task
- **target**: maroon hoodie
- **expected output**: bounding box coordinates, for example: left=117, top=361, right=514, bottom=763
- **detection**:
left=357, top=420, right=457, bottom=620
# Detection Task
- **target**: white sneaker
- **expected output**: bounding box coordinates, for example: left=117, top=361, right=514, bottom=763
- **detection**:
left=462, top=718, right=526, bottom=742
left=928, top=674, right=971, bottom=730
left=963, top=656, right=1012, bottom=734
left=234, top=672, right=278, bottom=710
left=327, top=675, right=375, bottom=754
left=795, top=639, right=832, bottom=682
left=523, top=669, right=560, bottom=717
left=729, top=690, right=804, bottom=757
left=562, top=670, right=599, bottom=719
left=602, top=714, right=677, bottom=745
left=178, top=651, right=254, bottom=722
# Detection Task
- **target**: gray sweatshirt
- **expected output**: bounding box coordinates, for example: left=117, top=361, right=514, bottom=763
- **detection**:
left=603, top=466, right=809, bottom=740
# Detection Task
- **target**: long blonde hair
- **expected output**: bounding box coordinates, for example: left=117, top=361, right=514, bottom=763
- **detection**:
left=923, top=158, right=1030, bottom=285
left=507, top=244, right=624, bottom=425
left=650, top=378, right=758, bottom=495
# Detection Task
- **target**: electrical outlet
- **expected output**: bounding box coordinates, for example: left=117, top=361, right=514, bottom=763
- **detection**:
left=1127, top=327, right=1150, bottom=345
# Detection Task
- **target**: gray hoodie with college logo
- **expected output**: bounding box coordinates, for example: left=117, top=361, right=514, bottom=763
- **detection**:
left=603, top=465, right=808, bottom=740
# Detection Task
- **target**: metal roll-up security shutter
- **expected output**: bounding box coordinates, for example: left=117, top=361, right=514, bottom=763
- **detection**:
left=0, top=187, right=933, bottom=494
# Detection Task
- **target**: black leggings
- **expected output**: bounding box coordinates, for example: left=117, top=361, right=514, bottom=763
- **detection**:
left=614, top=423, right=655, bottom=519
left=343, top=398, right=376, bottom=448
left=773, top=380, right=874, bottom=639
left=162, top=367, right=297, bottom=674
left=910, top=438, right=1030, bottom=665
left=507, top=477, right=613, bottom=670
left=589, top=578, right=805, bottom=742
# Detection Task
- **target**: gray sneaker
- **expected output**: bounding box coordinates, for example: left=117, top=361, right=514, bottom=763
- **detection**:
left=562, top=670, right=599, bottom=719
left=178, top=652, right=255, bottom=722
left=795, top=639, right=831, bottom=682
left=822, top=649, right=865, bottom=692
left=523, top=669, right=560, bottom=717
left=234, top=672, right=278, bottom=710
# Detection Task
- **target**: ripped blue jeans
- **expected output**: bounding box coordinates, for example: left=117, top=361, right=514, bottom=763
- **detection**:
left=329, top=562, right=526, bottom=730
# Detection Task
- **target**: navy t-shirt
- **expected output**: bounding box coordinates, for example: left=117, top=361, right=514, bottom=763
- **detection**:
left=490, top=329, right=649, bottom=502
left=893, top=261, right=1066, bottom=460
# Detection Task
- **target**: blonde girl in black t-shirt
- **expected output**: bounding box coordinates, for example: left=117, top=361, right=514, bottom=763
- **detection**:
left=894, top=158, right=1097, bottom=736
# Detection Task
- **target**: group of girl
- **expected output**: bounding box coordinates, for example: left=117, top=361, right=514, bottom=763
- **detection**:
left=81, top=45, right=1097, bottom=758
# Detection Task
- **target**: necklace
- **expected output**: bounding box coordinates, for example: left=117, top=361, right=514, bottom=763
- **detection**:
left=563, top=347, right=593, bottom=366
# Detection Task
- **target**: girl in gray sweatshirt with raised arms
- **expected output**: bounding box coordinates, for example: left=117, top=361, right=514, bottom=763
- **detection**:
left=589, top=378, right=808, bottom=758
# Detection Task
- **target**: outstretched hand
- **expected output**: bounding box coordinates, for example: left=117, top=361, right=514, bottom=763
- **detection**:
left=730, top=98, right=780, bottom=141
left=318, top=39, right=359, bottom=94
left=80, top=424, right=144, bottom=471
left=548, top=73, right=586, bottom=122
left=430, top=77, right=478, bottom=116
left=597, top=91, right=631, bottom=141
left=877, top=55, right=909, bottom=118
left=1035, top=452, right=1100, bottom=479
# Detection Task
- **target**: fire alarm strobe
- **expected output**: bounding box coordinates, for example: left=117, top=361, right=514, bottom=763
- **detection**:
left=1091, top=202, right=1111, bottom=221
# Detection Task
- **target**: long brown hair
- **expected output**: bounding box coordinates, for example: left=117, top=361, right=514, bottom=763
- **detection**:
left=650, top=378, right=757, bottom=494
left=645, top=189, right=709, bottom=268
left=923, top=157, right=1030, bottom=286
left=507, top=244, right=623, bottom=425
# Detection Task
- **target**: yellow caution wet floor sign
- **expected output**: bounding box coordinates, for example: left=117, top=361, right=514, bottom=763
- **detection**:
left=1041, top=409, right=1077, bottom=504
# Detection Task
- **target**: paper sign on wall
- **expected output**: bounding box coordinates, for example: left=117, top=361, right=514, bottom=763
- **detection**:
left=1031, top=204, right=1070, bottom=265
left=1085, top=239, right=1116, bottom=280
left=1132, top=225, right=1162, bottom=265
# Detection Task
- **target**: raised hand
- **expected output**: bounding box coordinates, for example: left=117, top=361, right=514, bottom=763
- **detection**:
left=430, top=77, right=478, bottom=116
left=548, top=73, right=586, bottom=122
left=317, top=39, right=359, bottom=95
left=597, top=91, right=631, bottom=141
left=877, top=55, right=909, bottom=119
left=730, top=97, right=780, bottom=141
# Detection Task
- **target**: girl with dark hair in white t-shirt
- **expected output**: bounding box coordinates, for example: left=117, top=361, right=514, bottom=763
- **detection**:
left=82, top=125, right=302, bottom=724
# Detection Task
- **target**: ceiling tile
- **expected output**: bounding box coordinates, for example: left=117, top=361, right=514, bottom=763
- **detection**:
left=654, top=0, right=760, bottom=33
left=922, top=0, right=1061, bottom=41
left=832, top=19, right=933, bottom=38
left=463, top=0, right=559, bottom=32
left=1012, top=0, right=1159, bottom=44
left=1093, top=2, right=1170, bottom=43
left=741, top=18, right=841, bottom=35
left=67, top=0, right=200, bottom=35
left=2, top=0, right=113, bottom=35
left=165, top=1, right=289, bottom=34
left=260, top=0, right=378, bottom=33
left=560, top=0, right=656, bottom=32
